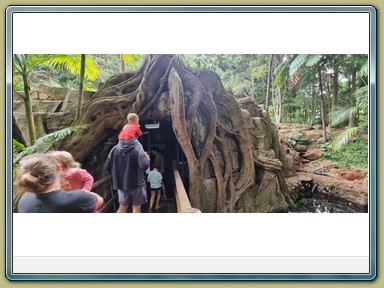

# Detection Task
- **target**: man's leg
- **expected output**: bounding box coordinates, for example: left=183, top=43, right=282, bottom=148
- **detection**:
left=132, top=205, right=141, bottom=213
left=131, top=185, right=147, bottom=213
left=117, top=204, right=129, bottom=213
left=117, top=189, right=130, bottom=213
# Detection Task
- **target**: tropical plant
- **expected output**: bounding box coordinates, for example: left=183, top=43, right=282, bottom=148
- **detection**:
left=119, top=54, right=144, bottom=71
left=329, top=56, right=368, bottom=151
left=13, top=125, right=88, bottom=166
left=288, top=54, right=329, bottom=140
left=13, top=54, right=51, bottom=144
left=43, top=54, right=101, bottom=122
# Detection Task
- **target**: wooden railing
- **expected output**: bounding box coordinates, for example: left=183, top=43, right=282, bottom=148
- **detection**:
left=92, top=175, right=117, bottom=213
left=173, top=169, right=201, bottom=213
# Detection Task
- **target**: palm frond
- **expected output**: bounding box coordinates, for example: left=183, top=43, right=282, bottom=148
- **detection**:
left=273, top=62, right=289, bottom=86
left=329, top=105, right=357, bottom=126
left=332, top=127, right=359, bottom=151
left=358, top=58, right=368, bottom=78
left=354, top=85, right=368, bottom=112
left=13, top=125, right=88, bottom=163
left=121, top=54, right=144, bottom=69
left=289, top=54, right=308, bottom=76
left=84, top=55, right=101, bottom=80
left=305, top=54, right=322, bottom=67
left=43, top=54, right=100, bottom=80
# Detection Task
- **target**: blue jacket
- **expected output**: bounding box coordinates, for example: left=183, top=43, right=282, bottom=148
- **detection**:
left=105, top=142, right=150, bottom=190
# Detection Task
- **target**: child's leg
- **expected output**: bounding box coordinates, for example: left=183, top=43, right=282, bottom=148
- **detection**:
left=149, top=190, right=156, bottom=209
left=155, top=189, right=161, bottom=209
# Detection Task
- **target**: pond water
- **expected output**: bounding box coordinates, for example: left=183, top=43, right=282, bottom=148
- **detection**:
left=289, top=180, right=368, bottom=213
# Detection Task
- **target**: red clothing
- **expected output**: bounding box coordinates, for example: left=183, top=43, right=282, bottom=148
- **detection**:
left=61, top=168, right=94, bottom=191
left=118, top=122, right=143, bottom=140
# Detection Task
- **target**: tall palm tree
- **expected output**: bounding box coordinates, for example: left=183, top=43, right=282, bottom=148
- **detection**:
left=329, top=55, right=368, bottom=150
left=13, top=54, right=50, bottom=144
left=13, top=54, right=101, bottom=143
left=43, top=54, right=100, bottom=122
left=289, top=54, right=328, bottom=140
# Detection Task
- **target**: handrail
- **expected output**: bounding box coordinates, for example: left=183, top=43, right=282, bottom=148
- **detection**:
left=97, top=193, right=118, bottom=213
left=173, top=168, right=201, bottom=213
left=91, top=175, right=112, bottom=190
left=92, top=175, right=115, bottom=213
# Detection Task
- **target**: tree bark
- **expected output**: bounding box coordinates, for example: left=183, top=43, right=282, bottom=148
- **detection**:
left=349, top=68, right=358, bottom=127
left=119, top=54, right=125, bottom=72
left=21, top=66, right=36, bottom=145
left=317, top=64, right=328, bottom=142
left=276, top=85, right=282, bottom=124
left=75, top=54, right=86, bottom=123
left=265, top=54, right=274, bottom=110
left=331, top=57, right=339, bottom=112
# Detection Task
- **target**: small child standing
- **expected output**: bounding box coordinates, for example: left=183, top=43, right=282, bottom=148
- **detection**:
left=147, top=164, right=163, bottom=212
left=47, top=151, right=94, bottom=191
left=118, top=113, right=142, bottom=145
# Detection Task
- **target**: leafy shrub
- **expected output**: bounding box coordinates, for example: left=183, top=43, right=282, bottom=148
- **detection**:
left=321, top=138, right=368, bottom=169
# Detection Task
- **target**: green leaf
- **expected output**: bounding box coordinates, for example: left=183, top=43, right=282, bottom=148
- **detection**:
left=305, top=54, right=322, bottom=67
left=332, top=127, right=359, bottom=151
left=43, top=54, right=100, bottom=81
left=13, top=125, right=88, bottom=164
left=289, top=54, right=308, bottom=76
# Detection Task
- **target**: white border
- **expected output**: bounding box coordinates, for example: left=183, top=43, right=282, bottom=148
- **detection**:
left=13, top=13, right=369, bottom=54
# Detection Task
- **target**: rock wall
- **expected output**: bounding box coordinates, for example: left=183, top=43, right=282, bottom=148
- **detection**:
left=13, top=84, right=94, bottom=145
left=235, top=97, right=296, bottom=213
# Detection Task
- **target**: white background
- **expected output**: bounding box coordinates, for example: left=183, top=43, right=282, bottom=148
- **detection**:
left=11, top=11, right=371, bottom=273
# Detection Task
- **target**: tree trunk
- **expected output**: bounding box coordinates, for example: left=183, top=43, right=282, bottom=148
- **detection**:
left=349, top=68, right=358, bottom=127
left=275, top=85, right=282, bottom=124
left=265, top=54, right=274, bottom=110
left=60, top=55, right=292, bottom=213
left=21, top=67, right=36, bottom=145
left=13, top=114, right=27, bottom=146
left=310, top=86, right=316, bottom=126
left=331, top=57, right=339, bottom=112
left=317, top=64, right=328, bottom=142
left=119, top=54, right=125, bottom=72
left=75, top=54, right=86, bottom=123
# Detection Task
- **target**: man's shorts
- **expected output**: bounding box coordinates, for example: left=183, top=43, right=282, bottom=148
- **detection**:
left=118, top=185, right=147, bottom=206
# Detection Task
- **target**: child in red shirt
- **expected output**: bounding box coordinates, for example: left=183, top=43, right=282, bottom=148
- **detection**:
left=118, top=113, right=143, bottom=145
left=47, top=151, right=94, bottom=191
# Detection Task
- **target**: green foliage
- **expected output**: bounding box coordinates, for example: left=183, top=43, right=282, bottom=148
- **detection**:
left=331, top=127, right=359, bottom=151
left=43, top=54, right=100, bottom=81
left=13, top=125, right=88, bottom=164
left=322, top=138, right=368, bottom=169
left=121, top=54, right=144, bottom=69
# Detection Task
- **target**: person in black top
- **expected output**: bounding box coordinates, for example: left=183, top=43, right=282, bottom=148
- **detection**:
left=16, top=153, right=103, bottom=213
